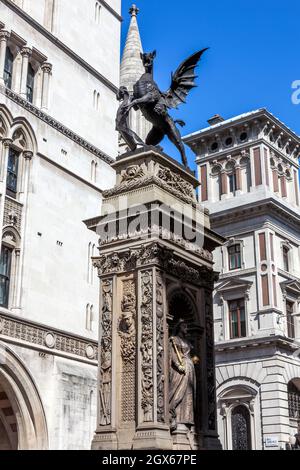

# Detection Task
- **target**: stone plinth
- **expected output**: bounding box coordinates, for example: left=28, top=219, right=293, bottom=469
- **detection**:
left=85, top=147, right=224, bottom=450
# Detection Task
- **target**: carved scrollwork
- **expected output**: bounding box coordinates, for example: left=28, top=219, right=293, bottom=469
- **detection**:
left=99, top=279, right=113, bottom=426
left=140, top=270, right=154, bottom=422
left=119, top=279, right=137, bottom=423
left=158, top=167, right=194, bottom=199
left=156, top=271, right=165, bottom=423
left=94, top=250, right=138, bottom=276
left=119, top=280, right=136, bottom=364
left=120, top=164, right=145, bottom=184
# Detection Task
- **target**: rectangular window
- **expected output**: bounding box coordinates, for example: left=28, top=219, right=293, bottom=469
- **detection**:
left=228, top=244, right=241, bottom=270
left=6, top=148, right=19, bottom=199
left=4, top=47, right=13, bottom=89
left=229, top=299, right=246, bottom=339
left=286, top=301, right=295, bottom=339
left=283, top=246, right=290, bottom=272
left=0, top=245, right=12, bottom=308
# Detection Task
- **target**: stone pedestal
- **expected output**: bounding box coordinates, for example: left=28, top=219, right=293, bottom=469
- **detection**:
left=85, top=147, right=224, bottom=450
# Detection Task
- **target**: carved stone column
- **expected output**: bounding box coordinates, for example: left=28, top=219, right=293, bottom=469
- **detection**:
left=20, top=47, right=32, bottom=98
left=133, top=266, right=172, bottom=449
left=41, top=62, right=52, bottom=110
left=201, top=278, right=222, bottom=449
left=0, top=31, right=10, bottom=86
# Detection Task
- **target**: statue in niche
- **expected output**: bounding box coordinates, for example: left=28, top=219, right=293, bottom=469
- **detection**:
left=169, top=319, right=200, bottom=433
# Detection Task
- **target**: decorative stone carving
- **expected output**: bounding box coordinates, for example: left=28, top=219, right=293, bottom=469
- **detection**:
left=156, top=271, right=165, bottom=423
left=158, top=167, right=194, bottom=199
left=94, top=251, right=138, bottom=276
left=119, top=279, right=136, bottom=364
left=86, top=344, right=96, bottom=360
left=119, top=279, right=136, bottom=423
left=0, top=116, right=6, bottom=136
left=4, top=198, right=22, bottom=232
left=12, top=128, right=27, bottom=149
left=95, top=244, right=215, bottom=289
left=140, top=270, right=154, bottom=422
left=0, top=313, right=98, bottom=360
left=120, top=164, right=145, bottom=184
left=103, top=173, right=196, bottom=205
left=99, top=279, right=113, bottom=426
left=44, top=332, right=56, bottom=348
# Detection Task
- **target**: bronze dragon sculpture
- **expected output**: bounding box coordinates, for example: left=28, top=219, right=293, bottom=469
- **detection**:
left=116, top=48, right=208, bottom=167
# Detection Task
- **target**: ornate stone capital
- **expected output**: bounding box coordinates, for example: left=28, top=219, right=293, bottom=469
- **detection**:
left=2, top=138, right=12, bottom=148
left=21, top=47, right=32, bottom=57
left=0, top=30, right=10, bottom=42
left=41, top=62, right=52, bottom=74
left=23, top=150, right=33, bottom=160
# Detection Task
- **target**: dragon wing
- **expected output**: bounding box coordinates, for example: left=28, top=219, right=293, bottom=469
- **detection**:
left=164, top=48, right=208, bottom=109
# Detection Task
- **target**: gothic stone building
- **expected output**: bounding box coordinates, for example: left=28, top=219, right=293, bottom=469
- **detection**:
left=184, top=109, right=300, bottom=450
left=0, top=0, right=120, bottom=449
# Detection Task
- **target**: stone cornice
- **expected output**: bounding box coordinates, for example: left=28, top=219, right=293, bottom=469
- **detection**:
left=103, top=175, right=196, bottom=206
left=185, top=109, right=300, bottom=148
left=94, top=241, right=217, bottom=287
left=194, top=138, right=300, bottom=169
left=210, top=198, right=300, bottom=231
left=1, top=86, right=114, bottom=165
left=218, top=268, right=257, bottom=279
left=1, top=0, right=119, bottom=94
left=0, top=310, right=98, bottom=363
left=216, top=335, right=300, bottom=354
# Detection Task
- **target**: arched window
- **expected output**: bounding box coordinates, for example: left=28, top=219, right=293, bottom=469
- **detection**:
left=0, top=245, right=13, bottom=308
left=0, top=230, right=20, bottom=310
left=288, top=381, right=300, bottom=420
left=26, top=63, right=35, bottom=103
left=86, top=304, right=94, bottom=331
left=6, top=148, right=20, bottom=199
left=95, top=2, right=101, bottom=24
left=4, top=47, right=13, bottom=89
left=231, top=405, right=252, bottom=450
left=93, top=91, right=100, bottom=111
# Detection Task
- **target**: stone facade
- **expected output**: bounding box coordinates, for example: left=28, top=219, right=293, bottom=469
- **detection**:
left=0, top=0, right=120, bottom=449
left=185, top=109, right=300, bottom=450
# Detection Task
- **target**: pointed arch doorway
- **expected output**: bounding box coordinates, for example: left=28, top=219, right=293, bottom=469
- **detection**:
left=0, top=344, right=48, bottom=450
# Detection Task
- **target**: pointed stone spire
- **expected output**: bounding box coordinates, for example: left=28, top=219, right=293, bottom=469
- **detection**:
left=120, top=4, right=144, bottom=92
left=119, top=5, right=152, bottom=151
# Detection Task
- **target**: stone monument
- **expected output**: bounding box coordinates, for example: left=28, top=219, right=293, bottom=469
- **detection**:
left=85, top=145, right=224, bottom=450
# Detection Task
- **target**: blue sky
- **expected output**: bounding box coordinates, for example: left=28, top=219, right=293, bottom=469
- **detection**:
left=121, top=0, right=300, bottom=168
